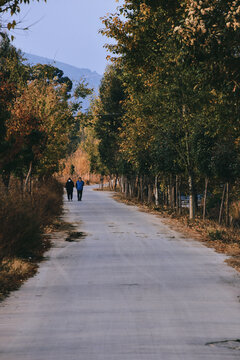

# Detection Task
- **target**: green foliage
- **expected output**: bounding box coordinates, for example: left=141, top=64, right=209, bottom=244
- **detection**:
left=88, top=0, right=240, bottom=221
left=208, top=230, right=225, bottom=241
left=74, top=80, right=93, bottom=100
left=0, top=33, right=92, bottom=181
left=92, top=65, right=126, bottom=175
left=0, top=33, right=28, bottom=178
left=30, top=63, right=73, bottom=94
left=82, top=126, right=107, bottom=175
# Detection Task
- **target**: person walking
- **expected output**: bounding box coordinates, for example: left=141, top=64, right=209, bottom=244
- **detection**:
left=65, top=177, right=74, bottom=201
left=76, top=177, right=84, bottom=201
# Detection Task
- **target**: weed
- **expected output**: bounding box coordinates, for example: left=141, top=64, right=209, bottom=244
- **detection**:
left=208, top=229, right=226, bottom=241
left=0, top=258, right=37, bottom=300
left=65, top=231, right=86, bottom=242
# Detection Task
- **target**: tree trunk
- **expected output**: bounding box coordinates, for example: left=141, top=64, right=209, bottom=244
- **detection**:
left=154, top=175, right=159, bottom=206
left=225, top=182, right=230, bottom=226
left=133, top=178, right=136, bottom=198
left=114, top=175, right=118, bottom=191
left=169, top=175, right=175, bottom=209
left=178, top=178, right=182, bottom=215
left=171, top=183, right=175, bottom=210
left=140, top=176, right=143, bottom=202
left=124, top=178, right=128, bottom=198
left=111, top=176, right=114, bottom=190
left=148, top=182, right=152, bottom=204
left=188, top=173, right=195, bottom=220
left=100, top=176, right=104, bottom=190
left=195, top=193, right=199, bottom=213
left=24, top=161, right=32, bottom=193
left=129, top=180, right=132, bottom=199
left=203, top=177, right=208, bottom=220
left=2, top=171, right=11, bottom=189
left=218, top=184, right=226, bottom=224
left=133, top=178, right=137, bottom=198
left=175, top=175, right=179, bottom=213
left=20, top=176, right=24, bottom=198
left=29, top=176, right=32, bottom=195
left=163, top=183, right=167, bottom=207
left=120, top=175, right=124, bottom=193
left=137, top=177, right=140, bottom=200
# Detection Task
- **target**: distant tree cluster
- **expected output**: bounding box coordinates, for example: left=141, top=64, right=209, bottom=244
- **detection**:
left=86, top=0, right=240, bottom=225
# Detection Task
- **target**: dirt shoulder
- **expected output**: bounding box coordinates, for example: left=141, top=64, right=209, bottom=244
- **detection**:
left=111, top=191, right=240, bottom=272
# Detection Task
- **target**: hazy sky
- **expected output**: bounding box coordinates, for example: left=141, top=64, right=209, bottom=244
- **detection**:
left=8, top=0, right=123, bottom=74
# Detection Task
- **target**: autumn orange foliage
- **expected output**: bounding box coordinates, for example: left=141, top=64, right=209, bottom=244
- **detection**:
left=58, top=148, right=100, bottom=184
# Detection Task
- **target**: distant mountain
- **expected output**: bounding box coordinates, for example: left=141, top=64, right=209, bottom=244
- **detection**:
left=23, top=53, right=102, bottom=111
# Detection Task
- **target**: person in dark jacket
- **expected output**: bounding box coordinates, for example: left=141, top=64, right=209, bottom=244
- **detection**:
left=76, top=177, right=84, bottom=201
left=65, top=177, right=74, bottom=201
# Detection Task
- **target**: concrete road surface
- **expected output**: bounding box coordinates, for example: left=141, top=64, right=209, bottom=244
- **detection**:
left=0, top=186, right=240, bottom=360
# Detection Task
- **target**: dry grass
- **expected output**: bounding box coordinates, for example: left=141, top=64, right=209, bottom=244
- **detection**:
left=111, top=191, right=240, bottom=272
left=225, top=257, right=240, bottom=272
left=0, top=179, right=63, bottom=259
left=230, top=200, right=240, bottom=228
left=44, top=219, right=75, bottom=234
left=0, top=178, right=64, bottom=301
left=0, top=258, right=38, bottom=300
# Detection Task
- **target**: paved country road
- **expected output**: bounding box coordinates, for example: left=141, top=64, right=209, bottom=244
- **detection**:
left=0, top=186, right=240, bottom=360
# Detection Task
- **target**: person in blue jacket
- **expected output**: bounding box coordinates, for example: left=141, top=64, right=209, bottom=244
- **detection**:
left=76, top=177, right=84, bottom=201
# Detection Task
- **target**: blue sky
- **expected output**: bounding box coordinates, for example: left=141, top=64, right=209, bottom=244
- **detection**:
left=8, top=0, right=123, bottom=74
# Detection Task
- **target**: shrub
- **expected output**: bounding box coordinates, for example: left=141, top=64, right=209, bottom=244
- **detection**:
left=0, top=178, right=63, bottom=260
left=32, top=178, right=63, bottom=227
left=206, top=192, right=222, bottom=220
left=208, top=229, right=225, bottom=241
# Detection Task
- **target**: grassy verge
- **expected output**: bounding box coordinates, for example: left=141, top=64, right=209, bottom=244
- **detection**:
left=0, top=258, right=38, bottom=301
left=0, top=178, right=64, bottom=301
left=110, top=190, right=240, bottom=272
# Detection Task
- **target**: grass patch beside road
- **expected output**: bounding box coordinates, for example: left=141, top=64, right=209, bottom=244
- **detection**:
left=0, top=178, right=64, bottom=301
left=0, top=258, right=38, bottom=301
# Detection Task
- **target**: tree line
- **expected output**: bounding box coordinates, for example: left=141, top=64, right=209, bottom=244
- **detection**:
left=0, top=32, right=91, bottom=190
left=85, top=0, right=240, bottom=225
left=0, top=0, right=92, bottom=263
